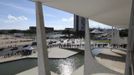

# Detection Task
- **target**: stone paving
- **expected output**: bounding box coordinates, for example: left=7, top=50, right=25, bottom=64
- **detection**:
left=0, top=39, right=126, bottom=75
left=16, top=48, right=125, bottom=75
left=17, top=67, right=58, bottom=75
left=48, top=47, right=78, bottom=58
left=0, top=47, right=79, bottom=63
left=95, top=48, right=126, bottom=74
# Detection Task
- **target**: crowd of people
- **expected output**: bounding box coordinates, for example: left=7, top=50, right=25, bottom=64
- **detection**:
left=0, top=39, right=127, bottom=58
left=0, top=45, right=34, bottom=58
left=112, top=44, right=127, bottom=49
left=47, top=39, right=110, bottom=49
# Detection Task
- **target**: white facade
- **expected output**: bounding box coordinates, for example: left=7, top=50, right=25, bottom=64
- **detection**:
left=34, top=0, right=134, bottom=75
left=112, top=29, right=128, bottom=45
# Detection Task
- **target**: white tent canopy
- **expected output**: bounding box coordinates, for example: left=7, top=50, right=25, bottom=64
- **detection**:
left=36, top=0, right=132, bottom=28
left=91, top=29, right=103, bottom=34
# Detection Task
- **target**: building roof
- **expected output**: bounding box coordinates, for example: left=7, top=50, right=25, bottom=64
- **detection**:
left=91, top=29, right=103, bottom=34
left=36, top=0, right=132, bottom=28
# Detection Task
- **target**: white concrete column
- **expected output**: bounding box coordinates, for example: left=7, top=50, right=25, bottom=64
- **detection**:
left=84, top=19, right=94, bottom=75
left=125, top=0, right=134, bottom=75
left=111, top=26, right=114, bottom=48
left=116, top=28, right=120, bottom=48
left=35, top=1, right=50, bottom=75
left=114, top=28, right=119, bottom=48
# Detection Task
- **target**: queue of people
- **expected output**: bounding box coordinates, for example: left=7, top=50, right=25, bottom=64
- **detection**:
left=0, top=45, right=34, bottom=58
left=0, top=38, right=127, bottom=58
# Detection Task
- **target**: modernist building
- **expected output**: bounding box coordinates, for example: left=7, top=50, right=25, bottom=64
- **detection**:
left=33, top=0, right=134, bottom=75
left=74, top=15, right=86, bottom=32
left=29, top=26, right=54, bottom=33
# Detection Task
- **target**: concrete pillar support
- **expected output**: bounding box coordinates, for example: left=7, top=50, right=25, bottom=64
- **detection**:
left=125, top=0, right=134, bottom=75
left=84, top=19, right=94, bottom=75
left=84, top=18, right=90, bottom=75
left=35, top=1, right=50, bottom=75
left=111, top=26, right=114, bottom=48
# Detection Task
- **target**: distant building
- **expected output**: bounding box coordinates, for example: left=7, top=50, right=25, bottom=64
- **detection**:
left=29, top=26, right=54, bottom=33
left=14, top=33, right=24, bottom=37
left=91, top=29, right=104, bottom=34
left=0, top=34, right=33, bottom=48
left=112, top=29, right=128, bottom=45
left=65, top=28, right=74, bottom=32
left=74, top=14, right=86, bottom=32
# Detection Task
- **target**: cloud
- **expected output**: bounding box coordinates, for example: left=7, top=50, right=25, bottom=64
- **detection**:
left=61, top=17, right=73, bottom=22
left=18, top=16, right=28, bottom=21
left=5, top=14, right=28, bottom=23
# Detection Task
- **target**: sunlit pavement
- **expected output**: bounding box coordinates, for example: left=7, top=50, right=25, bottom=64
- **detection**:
left=95, top=48, right=126, bottom=74
left=17, top=67, right=58, bottom=75
left=0, top=47, right=79, bottom=63
left=17, top=65, right=118, bottom=75
left=0, top=47, right=125, bottom=75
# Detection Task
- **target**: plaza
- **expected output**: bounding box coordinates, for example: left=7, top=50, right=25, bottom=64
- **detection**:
left=0, top=0, right=134, bottom=75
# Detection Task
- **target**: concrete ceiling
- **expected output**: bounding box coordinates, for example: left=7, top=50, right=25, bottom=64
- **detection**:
left=37, top=0, right=132, bottom=28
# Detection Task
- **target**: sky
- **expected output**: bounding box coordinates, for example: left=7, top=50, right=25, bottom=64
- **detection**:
left=0, top=0, right=112, bottom=30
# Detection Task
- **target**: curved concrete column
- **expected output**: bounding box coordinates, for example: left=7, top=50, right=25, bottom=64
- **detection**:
left=84, top=19, right=121, bottom=75
left=125, top=0, right=134, bottom=75
left=36, top=1, right=50, bottom=75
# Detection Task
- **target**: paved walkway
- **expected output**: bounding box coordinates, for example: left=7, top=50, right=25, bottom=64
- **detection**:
left=48, top=47, right=78, bottom=58
left=0, top=47, right=125, bottom=75
left=0, top=47, right=79, bottom=63
left=17, top=67, right=58, bottom=75
left=72, top=66, right=117, bottom=75
left=72, top=48, right=125, bottom=75
left=17, top=65, right=120, bottom=75
left=95, top=48, right=126, bottom=74
left=17, top=48, right=124, bottom=75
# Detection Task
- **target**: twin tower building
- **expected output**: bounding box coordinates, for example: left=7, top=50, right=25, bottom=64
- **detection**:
left=74, top=15, right=86, bottom=32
